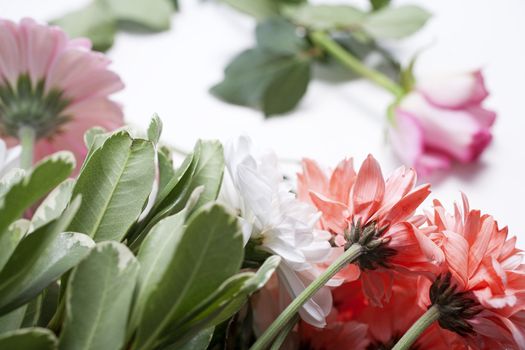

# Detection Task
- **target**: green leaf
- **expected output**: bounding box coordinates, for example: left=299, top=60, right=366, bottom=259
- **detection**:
left=0, top=230, right=94, bottom=315
left=283, top=4, right=366, bottom=30
left=84, top=127, right=107, bottom=151
left=69, top=131, right=155, bottom=242
left=211, top=49, right=311, bottom=115
left=186, top=256, right=280, bottom=329
left=370, top=0, right=391, bottom=11
left=220, top=0, right=305, bottom=19
left=51, top=2, right=116, bottom=52
left=160, top=256, right=280, bottom=348
left=147, top=113, right=163, bottom=145
left=59, top=242, right=139, bottom=350
left=100, top=0, right=173, bottom=31
left=220, top=0, right=279, bottom=20
left=0, top=328, right=57, bottom=349
left=129, top=211, right=186, bottom=332
left=0, top=219, right=28, bottom=272
left=30, top=179, right=75, bottom=232
left=157, top=149, right=175, bottom=195
left=20, top=296, right=41, bottom=328
left=153, top=140, right=223, bottom=216
left=256, top=17, right=306, bottom=55
left=211, top=49, right=280, bottom=107
left=176, top=327, right=214, bottom=350
left=0, top=198, right=95, bottom=315
left=0, top=305, right=27, bottom=333
left=0, top=152, right=75, bottom=244
left=212, top=18, right=311, bottom=116
left=127, top=188, right=204, bottom=331
left=134, top=204, right=243, bottom=350
left=181, top=141, right=224, bottom=210
left=0, top=168, right=25, bottom=198
left=36, top=282, right=60, bottom=328
left=130, top=140, right=224, bottom=248
left=362, top=5, right=431, bottom=39
left=262, top=58, right=310, bottom=116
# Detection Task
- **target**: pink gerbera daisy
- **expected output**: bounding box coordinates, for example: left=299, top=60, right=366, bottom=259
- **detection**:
left=418, top=195, right=525, bottom=349
left=0, top=18, right=124, bottom=169
left=297, top=155, right=444, bottom=305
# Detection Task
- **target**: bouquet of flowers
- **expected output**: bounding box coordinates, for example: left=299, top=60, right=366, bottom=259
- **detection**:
left=0, top=17, right=521, bottom=350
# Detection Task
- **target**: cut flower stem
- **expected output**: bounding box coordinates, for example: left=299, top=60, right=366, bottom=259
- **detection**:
left=392, top=304, right=440, bottom=350
left=250, top=244, right=363, bottom=350
left=269, top=315, right=299, bottom=350
left=309, top=31, right=405, bottom=98
left=19, top=125, right=35, bottom=170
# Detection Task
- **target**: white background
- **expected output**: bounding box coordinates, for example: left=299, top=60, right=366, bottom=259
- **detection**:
left=2, top=0, right=525, bottom=243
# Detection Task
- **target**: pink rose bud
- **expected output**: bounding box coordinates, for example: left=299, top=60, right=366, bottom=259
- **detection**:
left=388, top=71, right=496, bottom=176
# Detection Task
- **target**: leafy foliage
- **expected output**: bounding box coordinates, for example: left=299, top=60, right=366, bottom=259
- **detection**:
left=211, top=18, right=312, bottom=116
left=52, top=0, right=175, bottom=52
left=214, top=0, right=431, bottom=116
left=68, top=131, right=155, bottom=242
left=59, top=242, right=139, bottom=350
left=0, top=116, right=278, bottom=349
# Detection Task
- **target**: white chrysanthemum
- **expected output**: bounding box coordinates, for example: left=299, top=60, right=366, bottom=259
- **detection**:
left=0, top=139, right=20, bottom=179
left=222, top=136, right=338, bottom=327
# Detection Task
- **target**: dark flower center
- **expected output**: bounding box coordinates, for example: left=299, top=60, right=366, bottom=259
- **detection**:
left=0, top=74, right=71, bottom=139
left=430, top=273, right=482, bottom=336
left=344, top=219, right=396, bottom=270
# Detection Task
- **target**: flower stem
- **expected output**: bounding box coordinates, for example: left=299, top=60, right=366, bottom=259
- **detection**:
left=392, top=305, right=440, bottom=350
left=269, top=315, right=299, bottom=350
left=18, top=126, right=36, bottom=170
left=309, top=31, right=405, bottom=98
left=250, top=244, right=363, bottom=350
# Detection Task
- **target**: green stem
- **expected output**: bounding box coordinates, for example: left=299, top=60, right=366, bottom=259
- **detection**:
left=250, top=244, right=363, bottom=350
left=392, top=305, right=440, bottom=350
left=18, top=126, right=35, bottom=170
left=310, top=31, right=405, bottom=98
left=269, top=315, right=299, bottom=350
left=47, top=297, right=65, bottom=333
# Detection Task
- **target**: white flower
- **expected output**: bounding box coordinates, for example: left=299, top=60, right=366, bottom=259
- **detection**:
left=0, top=140, right=21, bottom=178
left=222, top=136, right=338, bottom=327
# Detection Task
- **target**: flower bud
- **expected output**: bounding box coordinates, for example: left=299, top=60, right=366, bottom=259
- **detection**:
left=388, top=71, right=495, bottom=175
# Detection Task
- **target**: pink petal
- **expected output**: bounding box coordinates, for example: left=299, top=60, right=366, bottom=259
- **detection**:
left=19, top=18, right=68, bottom=82
left=400, top=92, right=493, bottom=163
left=0, top=19, right=21, bottom=85
left=328, top=158, right=356, bottom=205
left=380, top=184, right=431, bottom=225
left=309, top=191, right=348, bottom=233
left=352, top=155, right=385, bottom=223
left=468, top=216, right=495, bottom=278
left=442, top=229, right=469, bottom=288
left=297, top=158, right=329, bottom=202
left=417, top=70, right=489, bottom=109
left=388, top=109, right=424, bottom=167
left=382, top=165, right=417, bottom=208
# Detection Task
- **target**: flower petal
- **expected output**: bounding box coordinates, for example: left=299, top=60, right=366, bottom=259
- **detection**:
left=417, top=70, right=489, bottom=109
left=352, top=155, right=385, bottom=223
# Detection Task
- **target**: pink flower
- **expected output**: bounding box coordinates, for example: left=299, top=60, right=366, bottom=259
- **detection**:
left=297, top=155, right=443, bottom=305
left=334, top=277, right=423, bottom=347
left=0, top=18, right=124, bottom=170
left=421, top=195, right=525, bottom=349
left=302, top=276, right=465, bottom=349
left=389, top=71, right=496, bottom=175
left=299, top=318, right=369, bottom=350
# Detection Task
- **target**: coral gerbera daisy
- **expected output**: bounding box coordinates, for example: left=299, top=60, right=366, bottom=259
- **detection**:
left=411, top=196, right=525, bottom=350
left=297, top=155, right=444, bottom=305
left=0, top=18, right=124, bottom=169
